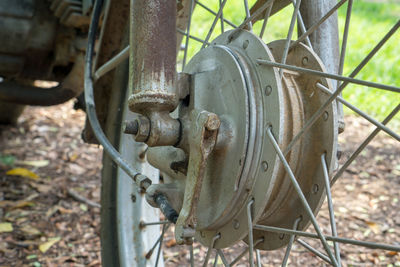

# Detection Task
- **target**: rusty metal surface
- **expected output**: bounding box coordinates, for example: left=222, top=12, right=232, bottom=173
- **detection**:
left=129, top=0, right=178, bottom=114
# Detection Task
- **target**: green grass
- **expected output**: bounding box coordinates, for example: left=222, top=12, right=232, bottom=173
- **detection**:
left=179, top=0, right=400, bottom=129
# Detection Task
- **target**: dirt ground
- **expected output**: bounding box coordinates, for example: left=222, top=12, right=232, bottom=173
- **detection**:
left=0, top=101, right=399, bottom=267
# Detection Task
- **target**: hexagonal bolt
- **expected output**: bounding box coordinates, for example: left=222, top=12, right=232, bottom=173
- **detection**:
left=124, top=116, right=151, bottom=142
left=134, top=174, right=152, bottom=191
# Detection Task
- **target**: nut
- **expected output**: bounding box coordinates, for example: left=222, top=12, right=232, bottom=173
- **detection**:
left=135, top=115, right=151, bottom=142
left=135, top=174, right=152, bottom=191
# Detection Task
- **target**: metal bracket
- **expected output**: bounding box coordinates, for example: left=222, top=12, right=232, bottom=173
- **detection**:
left=175, top=110, right=220, bottom=244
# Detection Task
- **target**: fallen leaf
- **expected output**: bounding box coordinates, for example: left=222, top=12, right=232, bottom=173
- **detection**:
left=12, top=201, right=35, bottom=210
left=39, top=237, right=61, bottom=253
left=0, top=154, right=16, bottom=166
left=16, top=160, right=49, bottom=168
left=79, top=204, right=88, bottom=212
left=6, top=168, right=39, bottom=180
left=20, top=225, right=42, bottom=238
left=26, top=254, right=38, bottom=260
left=366, top=221, right=381, bottom=234
left=165, top=239, right=177, bottom=248
left=0, top=222, right=13, bottom=233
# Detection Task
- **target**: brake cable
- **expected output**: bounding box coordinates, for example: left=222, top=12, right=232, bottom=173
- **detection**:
left=84, top=0, right=178, bottom=223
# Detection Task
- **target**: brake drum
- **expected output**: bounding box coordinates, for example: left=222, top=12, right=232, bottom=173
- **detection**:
left=181, top=29, right=338, bottom=249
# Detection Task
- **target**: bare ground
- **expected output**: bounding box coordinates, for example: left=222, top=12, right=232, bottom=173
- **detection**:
left=0, top=101, right=399, bottom=266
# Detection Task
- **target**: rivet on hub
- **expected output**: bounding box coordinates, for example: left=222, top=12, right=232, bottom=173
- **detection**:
left=302, top=56, right=309, bottom=66
left=312, top=184, right=319, bottom=194
left=261, top=161, right=268, bottom=172
left=233, top=220, right=240, bottom=230
left=323, top=111, right=329, bottom=121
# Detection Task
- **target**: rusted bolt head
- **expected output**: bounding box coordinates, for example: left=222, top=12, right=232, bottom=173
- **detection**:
left=205, top=114, right=220, bottom=131
left=134, top=115, right=151, bottom=142
left=135, top=174, right=152, bottom=191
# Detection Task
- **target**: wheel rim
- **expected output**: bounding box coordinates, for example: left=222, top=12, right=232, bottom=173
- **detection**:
left=92, top=0, right=400, bottom=266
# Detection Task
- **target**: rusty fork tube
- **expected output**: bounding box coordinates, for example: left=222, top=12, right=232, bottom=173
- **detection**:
left=128, top=0, right=180, bottom=147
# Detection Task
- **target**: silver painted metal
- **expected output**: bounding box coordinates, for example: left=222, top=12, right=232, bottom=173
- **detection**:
left=244, top=0, right=253, bottom=30
left=297, top=239, right=332, bottom=264
left=256, top=249, right=261, bottom=267
left=279, top=0, right=302, bottom=77
left=94, top=45, right=129, bottom=80
left=202, top=0, right=228, bottom=48
left=259, top=0, right=274, bottom=38
left=337, top=0, right=353, bottom=80
left=247, top=199, right=255, bottom=267
left=195, top=0, right=238, bottom=28
left=239, top=0, right=274, bottom=30
left=266, top=127, right=339, bottom=266
left=321, top=154, right=341, bottom=266
left=291, top=0, right=312, bottom=48
left=317, top=83, right=400, bottom=141
left=182, top=0, right=194, bottom=70
left=155, top=224, right=167, bottom=267
left=217, top=249, right=230, bottom=267
left=203, top=234, right=221, bottom=267
left=230, top=238, right=264, bottom=266
left=177, top=28, right=208, bottom=44
left=253, top=224, right=400, bottom=251
left=281, top=218, right=301, bottom=267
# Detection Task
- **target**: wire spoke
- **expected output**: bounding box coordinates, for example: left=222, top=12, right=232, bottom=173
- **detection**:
left=190, top=244, right=195, bottom=267
left=332, top=103, right=400, bottom=185
left=317, top=83, right=400, bottom=141
left=202, top=0, right=228, bottom=49
left=155, top=224, right=167, bottom=267
left=297, top=239, right=332, bottom=264
left=182, top=0, right=194, bottom=71
left=290, top=0, right=312, bottom=48
left=217, top=249, right=230, bottom=267
left=177, top=28, right=209, bottom=45
left=282, top=217, right=302, bottom=267
left=253, top=224, right=400, bottom=251
left=337, top=0, right=353, bottom=80
left=239, top=0, right=274, bottom=31
left=257, top=60, right=400, bottom=93
left=321, top=154, right=341, bottom=266
left=141, top=220, right=169, bottom=227
left=145, top=224, right=171, bottom=260
left=195, top=1, right=238, bottom=28
left=244, top=0, right=253, bottom=30
left=213, top=252, right=219, bottom=267
left=94, top=45, right=129, bottom=80
left=247, top=199, right=255, bottom=267
left=219, top=0, right=225, bottom=33
left=203, top=234, right=221, bottom=267
left=266, top=127, right=339, bottom=266
left=280, top=0, right=302, bottom=78
left=290, top=0, right=348, bottom=48
left=230, top=239, right=264, bottom=266
left=259, top=0, right=274, bottom=38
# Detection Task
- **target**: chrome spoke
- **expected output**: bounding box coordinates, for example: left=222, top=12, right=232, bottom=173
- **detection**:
left=247, top=199, right=255, bottom=267
left=253, top=224, right=400, bottom=251
left=317, top=83, right=400, bottom=141
left=259, top=0, right=274, bottom=38
left=182, top=0, right=194, bottom=71
left=290, top=0, right=348, bottom=48
left=332, top=103, right=400, bottom=185
left=94, top=45, right=129, bottom=80
left=321, top=154, right=341, bottom=266
left=281, top=217, right=302, bottom=267
left=266, top=127, right=339, bottom=267
left=195, top=1, right=238, bottom=28
left=297, top=239, right=332, bottom=264
left=202, top=0, right=228, bottom=49
left=280, top=0, right=302, bottom=77
left=213, top=252, right=219, bottom=267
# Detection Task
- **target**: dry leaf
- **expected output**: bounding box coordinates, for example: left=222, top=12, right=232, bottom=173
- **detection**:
left=39, top=237, right=61, bottom=253
left=20, top=225, right=41, bottom=238
left=0, top=222, right=13, bottom=233
left=366, top=221, right=381, bottom=234
left=16, top=160, right=49, bottom=168
left=165, top=239, right=177, bottom=248
left=6, top=168, right=39, bottom=180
